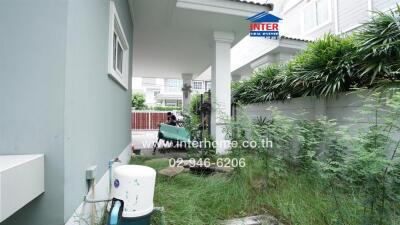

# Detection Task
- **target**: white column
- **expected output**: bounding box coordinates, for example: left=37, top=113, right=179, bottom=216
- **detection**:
left=231, top=74, right=241, bottom=82
left=211, top=31, right=234, bottom=154
left=181, top=73, right=193, bottom=112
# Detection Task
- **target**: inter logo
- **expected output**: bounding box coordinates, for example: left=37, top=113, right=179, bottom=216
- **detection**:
left=247, top=11, right=282, bottom=38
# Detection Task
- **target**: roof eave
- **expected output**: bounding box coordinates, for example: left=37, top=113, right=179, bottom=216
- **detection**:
left=176, top=0, right=270, bottom=17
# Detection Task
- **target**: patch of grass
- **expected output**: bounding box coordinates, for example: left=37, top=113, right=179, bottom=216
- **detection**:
left=260, top=174, right=363, bottom=225
left=130, top=156, right=364, bottom=225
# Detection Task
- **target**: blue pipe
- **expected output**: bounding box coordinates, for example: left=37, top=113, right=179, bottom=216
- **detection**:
left=109, top=201, right=122, bottom=225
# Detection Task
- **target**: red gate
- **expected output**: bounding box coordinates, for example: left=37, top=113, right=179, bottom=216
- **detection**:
left=131, top=111, right=171, bottom=130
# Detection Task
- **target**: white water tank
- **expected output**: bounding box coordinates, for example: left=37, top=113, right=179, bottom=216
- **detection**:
left=112, top=165, right=156, bottom=218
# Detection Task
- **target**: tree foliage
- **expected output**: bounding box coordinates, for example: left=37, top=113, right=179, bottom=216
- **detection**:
left=131, top=92, right=146, bottom=109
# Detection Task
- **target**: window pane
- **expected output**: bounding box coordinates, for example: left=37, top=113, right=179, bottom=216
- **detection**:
left=166, top=79, right=182, bottom=92
left=117, top=42, right=123, bottom=74
left=113, top=33, right=117, bottom=70
left=193, top=81, right=203, bottom=90
left=316, top=0, right=329, bottom=25
left=304, top=3, right=317, bottom=31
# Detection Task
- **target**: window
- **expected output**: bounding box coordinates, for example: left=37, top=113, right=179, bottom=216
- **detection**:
left=165, top=79, right=183, bottom=92
left=108, top=1, right=129, bottom=89
left=153, top=90, right=160, bottom=97
left=192, top=81, right=203, bottom=90
left=165, top=100, right=179, bottom=107
left=303, top=0, right=331, bottom=33
left=205, top=81, right=211, bottom=91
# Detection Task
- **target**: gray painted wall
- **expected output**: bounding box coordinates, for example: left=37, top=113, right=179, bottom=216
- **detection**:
left=243, top=92, right=399, bottom=158
left=63, top=0, right=133, bottom=221
left=0, top=0, right=133, bottom=224
left=0, top=0, right=68, bottom=224
left=244, top=92, right=384, bottom=128
left=244, top=92, right=371, bottom=126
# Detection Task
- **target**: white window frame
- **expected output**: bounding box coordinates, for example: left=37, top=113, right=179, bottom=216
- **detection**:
left=205, top=81, right=211, bottom=91
left=192, top=81, right=203, bottom=90
left=108, top=1, right=129, bottom=90
left=302, top=0, right=332, bottom=35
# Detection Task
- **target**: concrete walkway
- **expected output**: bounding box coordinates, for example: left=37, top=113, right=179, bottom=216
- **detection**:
left=131, top=130, right=187, bottom=157
left=131, top=130, right=158, bottom=149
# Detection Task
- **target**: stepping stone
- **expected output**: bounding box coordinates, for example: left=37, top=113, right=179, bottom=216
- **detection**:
left=221, top=214, right=284, bottom=225
left=158, top=166, right=184, bottom=177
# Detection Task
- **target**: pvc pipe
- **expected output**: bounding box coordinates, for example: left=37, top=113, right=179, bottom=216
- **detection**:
left=109, top=201, right=122, bottom=225
left=108, top=158, right=121, bottom=196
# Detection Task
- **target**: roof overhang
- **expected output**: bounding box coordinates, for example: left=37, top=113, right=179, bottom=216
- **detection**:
left=231, top=36, right=308, bottom=76
left=196, top=35, right=308, bottom=80
left=176, top=0, right=271, bottom=17
left=129, top=0, right=268, bottom=79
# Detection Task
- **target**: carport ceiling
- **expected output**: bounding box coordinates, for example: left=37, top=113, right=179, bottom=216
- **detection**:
left=129, top=0, right=268, bottom=78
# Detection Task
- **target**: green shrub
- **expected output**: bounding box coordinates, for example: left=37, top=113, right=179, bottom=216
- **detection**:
left=233, top=7, right=400, bottom=104
left=132, top=92, right=147, bottom=109
left=288, top=34, right=358, bottom=97
left=355, top=5, right=400, bottom=86
left=233, top=65, right=284, bottom=103
left=230, top=90, right=400, bottom=225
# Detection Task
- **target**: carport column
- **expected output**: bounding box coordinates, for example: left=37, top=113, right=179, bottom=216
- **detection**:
left=211, top=31, right=235, bottom=154
left=181, top=73, right=193, bottom=112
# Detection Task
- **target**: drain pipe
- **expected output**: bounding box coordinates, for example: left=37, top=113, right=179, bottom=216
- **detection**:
left=108, top=158, right=121, bottom=196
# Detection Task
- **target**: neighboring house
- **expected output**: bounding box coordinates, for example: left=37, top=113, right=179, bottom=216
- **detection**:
left=192, top=80, right=212, bottom=94
left=156, top=79, right=183, bottom=107
left=132, top=77, right=211, bottom=107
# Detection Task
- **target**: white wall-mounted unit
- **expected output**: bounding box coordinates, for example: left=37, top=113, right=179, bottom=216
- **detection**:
left=0, top=154, right=44, bottom=222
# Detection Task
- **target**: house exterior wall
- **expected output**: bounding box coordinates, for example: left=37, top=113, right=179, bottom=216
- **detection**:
left=63, top=0, right=133, bottom=222
left=337, top=0, right=369, bottom=33
left=0, top=0, right=133, bottom=224
left=281, top=0, right=335, bottom=39
left=0, top=0, right=68, bottom=224
left=281, top=0, right=398, bottom=39
left=373, top=0, right=398, bottom=11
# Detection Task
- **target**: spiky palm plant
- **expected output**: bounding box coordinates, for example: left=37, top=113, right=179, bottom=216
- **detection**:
left=232, top=65, right=282, bottom=103
left=288, top=34, right=357, bottom=97
left=355, top=5, right=400, bottom=86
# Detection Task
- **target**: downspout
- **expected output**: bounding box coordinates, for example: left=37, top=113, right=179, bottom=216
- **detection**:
left=108, top=158, right=121, bottom=197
